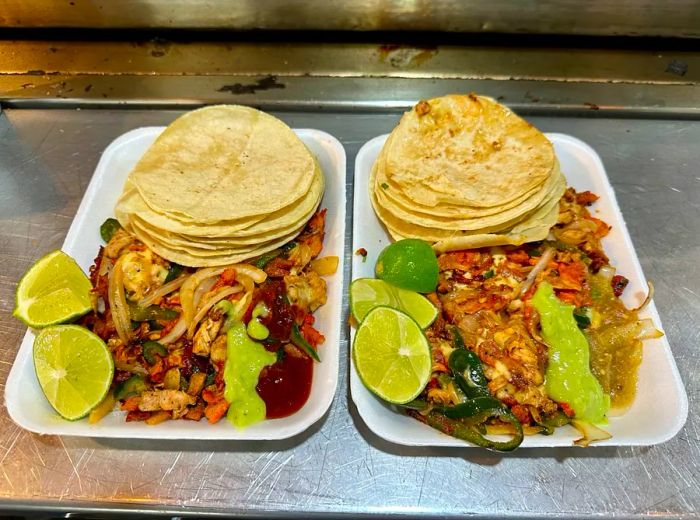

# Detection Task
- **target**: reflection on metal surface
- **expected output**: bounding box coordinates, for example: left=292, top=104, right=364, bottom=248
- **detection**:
left=2, top=0, right=700, bottom=37
left=1, top=40, right=699, bottom=84
left=1, top=39, right=699, bottom=115
left=0, top=108, right=699, bottom=518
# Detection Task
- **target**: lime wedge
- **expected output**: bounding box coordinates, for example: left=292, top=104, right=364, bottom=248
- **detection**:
left=33, top=325, right=114, bottom=420
left=350, top=278, right=438, bottom=328
left=375, top=239, right=439, bottom=293
left=13, top=250, right=93, bottom=328
left=353, top=306, right=431, bottom=404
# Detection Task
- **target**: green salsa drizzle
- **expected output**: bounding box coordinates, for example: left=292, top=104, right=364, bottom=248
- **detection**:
left=223, top=321, right=276, bottom=428
left=532, top=282, right=609, bottom=424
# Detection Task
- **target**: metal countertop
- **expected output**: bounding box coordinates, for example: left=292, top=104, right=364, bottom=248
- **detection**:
left=0, top=106, right=699, bottom=519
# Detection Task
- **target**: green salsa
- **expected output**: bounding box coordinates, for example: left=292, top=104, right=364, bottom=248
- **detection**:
left=532, top=282, right=609, bottom=424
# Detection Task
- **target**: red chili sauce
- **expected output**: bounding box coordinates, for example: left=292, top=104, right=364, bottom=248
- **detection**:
left=257, top=348, right=313, bottom=419
left=252, top=280, right=314, bottom=418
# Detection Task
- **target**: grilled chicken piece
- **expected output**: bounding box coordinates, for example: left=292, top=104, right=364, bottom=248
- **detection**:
left=104, top=229, right=136, bottom=259
left=138, top=390, right=196, bottom=418
left=192, top=312, right=224, bottom=357
left=210, top=335, right=228, bottom=364
left=284, top=271, right=327, bottom=313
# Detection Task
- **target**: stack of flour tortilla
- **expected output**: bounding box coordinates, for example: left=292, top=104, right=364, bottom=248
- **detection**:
left=370, top=94, right=565, bottom=253
left=116, top=105, right=323, bottom=267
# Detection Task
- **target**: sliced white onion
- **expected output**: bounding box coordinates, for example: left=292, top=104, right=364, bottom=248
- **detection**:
left=236, top=273, right=254, bottom=294
left=598, top=265, right=616, bottom=281
left=572, top=420, right=612, bottom=447
left=633, top=281, right=655, bottom=313
left=159, top=317, right=187, bottom=345
left=232, top=264, right=267, bottom=284
left=187, top=285, right=243, bottom=339
left=108, top=257, right=131, bottom=345
left=636, top=318, right=664, bottom=340
left=138, top=274, right=188, bottom=308
left=98, top=251, right=113, bottom=277
left=180, top=267, right=228, bottom=325
left=519, top=247, right=555, bottom=297
left=194, top=277, right=218, bottom=310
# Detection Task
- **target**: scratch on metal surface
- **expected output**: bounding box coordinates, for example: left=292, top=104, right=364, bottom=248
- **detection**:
left=29, top=435, right=46, bottom=467
left=190, top=451, right=214, bottom=475
left=416, top=459, right=429, bottom=506
left=682, top=286, right=699, bottom=297
left=0, top=426, right=22, bottom=466
left=58, top=436, right=83, bottom=493
left=1, top=468, right=14, bottom=491
left=638, top=458, right=654, bottom=481
left=245, top=452, right=293, bottom=500
left=160, top=451, right=183, bottom=484
left=192, top=475, right=207, bottom=503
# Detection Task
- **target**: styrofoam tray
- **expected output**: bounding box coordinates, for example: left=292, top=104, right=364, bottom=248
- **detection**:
left=5, top=126, right=346, bottom=440
left=351, top=132, right=688, bottom=448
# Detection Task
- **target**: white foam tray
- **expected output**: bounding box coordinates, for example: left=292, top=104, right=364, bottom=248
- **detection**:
left=351, top=132, right=688, bottom=447
left=5, top=126, right=346, bottom=440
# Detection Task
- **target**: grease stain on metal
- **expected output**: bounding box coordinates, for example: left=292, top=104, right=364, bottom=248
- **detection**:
left=665, top=59, right=688, bottom=77
left=377, top=44, right=438, bottom=68
left=217, top=75, right=286, bottom=95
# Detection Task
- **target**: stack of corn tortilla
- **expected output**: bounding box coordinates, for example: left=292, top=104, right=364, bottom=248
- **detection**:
left=370, top=94, right=565, bottom=253
left=115, top=105, right=323, bottom=267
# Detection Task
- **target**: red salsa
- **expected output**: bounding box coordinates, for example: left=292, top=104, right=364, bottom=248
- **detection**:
left=256, top=347, right=313, bottom=418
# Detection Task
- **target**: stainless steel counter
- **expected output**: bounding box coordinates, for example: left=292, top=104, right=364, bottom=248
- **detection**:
left=0, top=105, right=699, bottom=518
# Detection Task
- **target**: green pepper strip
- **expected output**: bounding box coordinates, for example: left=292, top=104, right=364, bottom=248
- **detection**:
left=142, top=340, right=167, bottom=365
left=290, top=323, right=320, bottom=362
left=448, top=348, right=490, bottom=399
left=254, top=249, right=282, bottom=269
left=424, top=409, right=524, bottom=452
left=113, top=374, right=147, bottom=400
left=100, top=218, right=122, bottom=242
left=423, top=327, right=525, bottom=450
left=129, top=302, right=180, bottom=322
left=164, top=263, right=184, bottom=284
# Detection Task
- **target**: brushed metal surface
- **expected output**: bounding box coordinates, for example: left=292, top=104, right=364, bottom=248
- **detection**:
left=2, top=0, right=700, bottom=38
left=0, top=108, right=698, bottom=518
left=2, top=39, right=699, bottom=115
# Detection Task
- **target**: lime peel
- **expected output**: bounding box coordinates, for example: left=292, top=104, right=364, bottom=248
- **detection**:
left=14, top=250, right=93, bottom=328
left=33, top=325, right=114, bottom=421
left=350, top=278, right=438, bottom=329
left=353, top=306, right=431, bottom=404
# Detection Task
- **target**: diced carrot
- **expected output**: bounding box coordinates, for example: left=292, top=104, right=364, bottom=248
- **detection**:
left=575, top=191, right=599, bottom=206
left=145, top=410, right=171, bottom=425
left=205, top=399, right=230, bottom=424
left=126, top=410, right=150, bottom=422
left=506, top=249, right=530, bottom=265
left=120, top=396, right=141, bottom=412
left=301, top=322, right=325, bottom=347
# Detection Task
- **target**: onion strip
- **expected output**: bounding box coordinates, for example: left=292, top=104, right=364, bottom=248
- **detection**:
left=108, top=257, right=132, bottom=345
left=236, top=273, right=254, bottom=294
left=180, top=267, right=228, bottom=325
left=180, top=263, right=267, bottom=326
left=232, top=264, right=267, bottom=284
left=193, top=277, right=218, bottom=311
left=519, top=247, right=555, bottom=297
left=138, top=275, right=188, bottom=308
left=187, top=285, right=243, bottom=338
left=632, top=281, right=655, bottom=313
left=159, top=317, right=187, bottom=345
